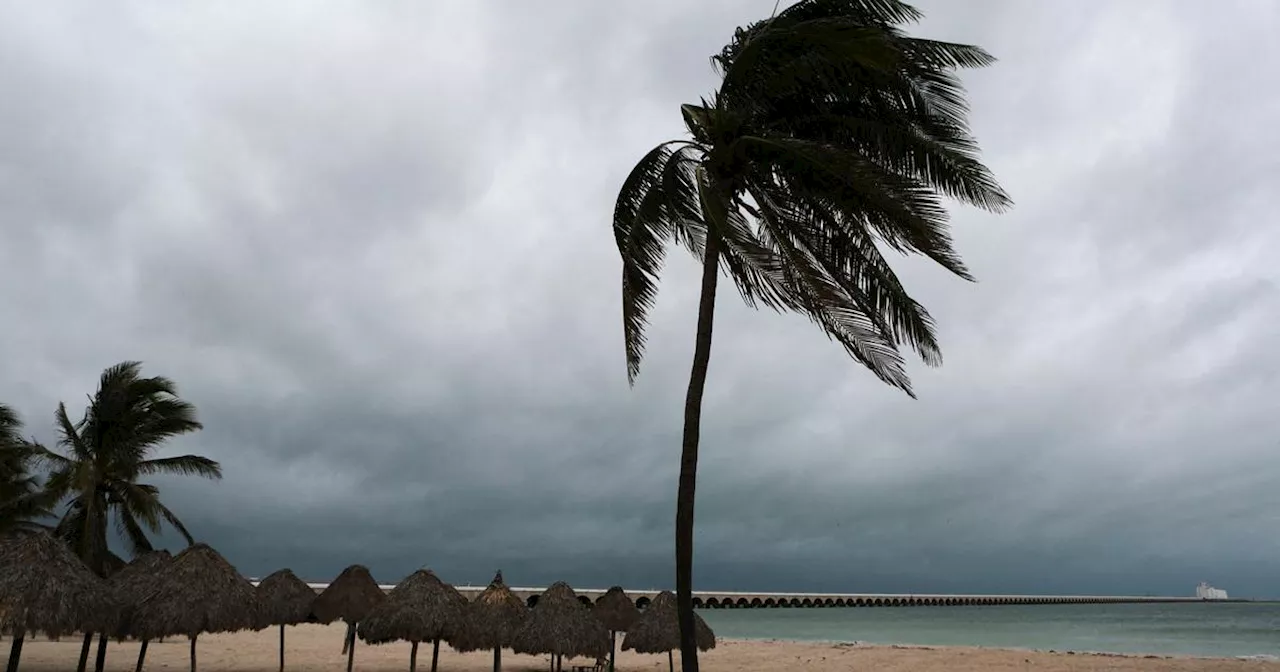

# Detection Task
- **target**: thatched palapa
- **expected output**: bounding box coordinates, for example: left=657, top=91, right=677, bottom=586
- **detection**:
left=109, top=550, right=172, bottom=640
left=129, top=543, right=262, bottom=672
left=622, top=591, right=715, bottom=672
left=103, top=550, right=128, bottom=578
left=358, top=569, right=467, bottom=672
left=255, top=568, right=317, bottom=672
left=592, top=587, right=639, bottom=672
left=512, top=581, right=609, bottom=669
left=0, top=531, right=119, bottom=672
left=451, top=571, right=527, bottom=672
left=0, top=530, right=118, bottom=638
left=108, top=550, right=172, bottom=672
left=312, top=564, right=385, bottom=625
left=312, top=564, right=386, bottom=672
left=592, top=587, right=639, bottom=632
left=256, top=568, right=316, bottom=628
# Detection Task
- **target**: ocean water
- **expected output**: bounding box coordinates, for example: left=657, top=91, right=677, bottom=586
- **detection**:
left=698, top=602, right=1280, bottom=659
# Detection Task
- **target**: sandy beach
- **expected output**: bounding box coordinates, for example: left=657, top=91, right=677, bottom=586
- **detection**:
left=7, top=623, right=1279, bottom=671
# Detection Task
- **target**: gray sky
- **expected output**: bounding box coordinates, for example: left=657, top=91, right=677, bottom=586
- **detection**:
left=1, top=0, right=1277, bottom=599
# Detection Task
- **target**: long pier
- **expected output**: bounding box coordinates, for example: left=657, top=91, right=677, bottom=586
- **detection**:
left=287, top=581, right=1214, bottom=609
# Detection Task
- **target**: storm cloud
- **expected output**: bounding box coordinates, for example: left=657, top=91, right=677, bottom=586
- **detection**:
left=1, top=0, right=1277, bottom=599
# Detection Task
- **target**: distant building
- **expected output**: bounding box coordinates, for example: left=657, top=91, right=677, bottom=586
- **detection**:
left=1196, top=582, right=1229, bottom=600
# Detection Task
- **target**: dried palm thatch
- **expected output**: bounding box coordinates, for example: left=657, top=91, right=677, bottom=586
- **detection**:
left=592, top=587, right=639, bottom=632
left=256, top=568, right=318, bottom=672
left=108, top=550, right=172, bottom=672
left=129, top=543, right=262, bottom=672
left=621, top=590, right=715, bottom=653
left=102, top=550, right=128, bottom=578
left=256, top=569, right=316, bottom=628
left=0, top=530, right=118, bottom=638
left=313, top=564, right=386, bottom=672
left=358, top=569, right=467, bottom=672
left=312, top=564, right=385, bottom=624
left=451, top=571, right=526, bottom=672
left=511, top=582, right=609, bottom=663
left=592, top=587, right=639, bottom=672
left=109, top=550, right=172, bottom=640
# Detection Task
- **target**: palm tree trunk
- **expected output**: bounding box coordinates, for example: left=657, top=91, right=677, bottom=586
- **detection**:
left=279, top=624, right=286, bottom=672
left=78, top=632, right=94, bottom=672
left=5, top=631, right=23, bottom=672
left=135, top=640, right=149, bottom=672
left=668, top=649, right=674, bottom=672
left=189, top=634, right=198, bottom=672
left=609, top=631, right=616, bottom=672
left=345, top=624, right=356, bottom=672
left=492, top=646, right=501, bottom=672
left=430, top=637, right=440, bottom=672
left=675, top=223, right=721, bottom=672
left=94, top=631, right=108, bottom=672
left=410, top=640, right=419, bottom=672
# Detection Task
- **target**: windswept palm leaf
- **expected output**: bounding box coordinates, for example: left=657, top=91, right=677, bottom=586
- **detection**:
left=616, top=0, right=1009, bottom=395
left=612, top=3, right=1009, bottom=671
left=0, top=404, right=56, bottom=535
left=38, top=361, right=218, bottom=576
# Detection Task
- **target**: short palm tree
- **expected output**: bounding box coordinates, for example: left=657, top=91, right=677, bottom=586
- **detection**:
left=33, top=362, right=222, bottom=672
left=0, top=404, right=54, bottom=536
left=35, top=361, right=221, bottom=575
left=612, top=2, right=1010, bottom=671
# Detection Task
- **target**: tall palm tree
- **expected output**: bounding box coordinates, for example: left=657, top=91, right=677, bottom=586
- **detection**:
left=612, top=2, right=1010, bottom=670
left=0, top=404, right=54, bottom=536
left=32, top=361, right=221, bottom=672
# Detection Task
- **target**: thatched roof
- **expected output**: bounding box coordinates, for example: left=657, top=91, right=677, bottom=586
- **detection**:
left=0, top=530, right=119, bottom=639
left=103, top=550, right=128, bottom=578
left=621, top=591, right=715, bottom=654
left=109, top=550, right=172, bottom=640
left=255, top=568, right=316, bottom=628
left=511, top=582, right=609, bottom=659
left=593, top=586, right=640, bottom=632
left=311, top=564, right=386, bottom=624
left=128, top=543, right=261, bottom=640
left=451, top=571, right=526, bottom=653
left=357, top=569, right=466, bottom=645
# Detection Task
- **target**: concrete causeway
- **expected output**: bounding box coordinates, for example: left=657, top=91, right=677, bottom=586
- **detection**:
left=288, top=581, right=1221, bottom=609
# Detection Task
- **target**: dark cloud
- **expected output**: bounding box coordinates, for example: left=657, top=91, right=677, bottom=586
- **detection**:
left=1, top=0, right=1277, bottom=601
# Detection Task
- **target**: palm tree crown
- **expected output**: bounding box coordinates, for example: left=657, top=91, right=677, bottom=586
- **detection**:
left=0, top=404, right=54, bottom=536
left=33, top=361, right=221, bottom=574
left=612, top=3, right=1010, bottom=672
left=614, top=0, right=1011, bottom=395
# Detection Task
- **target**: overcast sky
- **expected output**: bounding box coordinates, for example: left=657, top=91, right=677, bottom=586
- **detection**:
left=1, top=0, right=1277, bottom=600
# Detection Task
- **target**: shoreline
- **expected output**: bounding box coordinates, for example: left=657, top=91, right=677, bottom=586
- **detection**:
left=11, top=626, right=1280, bottom=671
left=717, top=639, right=1280, bottom=663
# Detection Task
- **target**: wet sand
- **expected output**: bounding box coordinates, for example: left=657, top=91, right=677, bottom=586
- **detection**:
left=7, top=623, right=1279, bottom=671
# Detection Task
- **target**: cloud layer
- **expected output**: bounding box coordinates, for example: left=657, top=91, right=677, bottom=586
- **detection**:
left=2, top=0, right=1277, bottom=598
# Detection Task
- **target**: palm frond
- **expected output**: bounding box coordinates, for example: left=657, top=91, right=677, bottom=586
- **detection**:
left=738, top=135, right=973, bottom=279
left=116, top=506, right=157, bottom=558
left=154, top=499, right=196, bottom=546
left=613, top=0, right=1006, bottom=398
left=613, top=140, right=709, bottom=384
left=136, top=455, right=222, bottom=479
left=113, top=481, right=164, bottom=534
left=53, top=402, right=92, bottom=461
